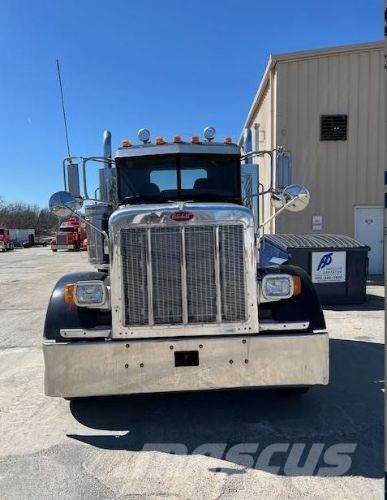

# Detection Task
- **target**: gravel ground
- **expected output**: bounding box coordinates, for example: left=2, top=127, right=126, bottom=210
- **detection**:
left=0, top=247, right=384, bottom=499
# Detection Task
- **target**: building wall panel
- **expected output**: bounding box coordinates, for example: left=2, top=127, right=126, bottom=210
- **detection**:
left=271, top=47, right=385, bottom=236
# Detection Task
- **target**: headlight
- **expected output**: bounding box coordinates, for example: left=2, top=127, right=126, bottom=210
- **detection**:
left=74, top=281, right=107, bottom=307
left=262, top=274, right=293, bottom=300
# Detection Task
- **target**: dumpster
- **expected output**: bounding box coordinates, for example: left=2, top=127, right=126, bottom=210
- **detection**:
left=260, top=234, right=370, bottom=305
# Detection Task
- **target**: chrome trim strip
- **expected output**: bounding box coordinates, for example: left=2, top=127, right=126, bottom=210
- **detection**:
left=259, top=321, right=310, bottom=332
left=181, top=227, right=188, bottom=324
left=214, top=225, right=222, bottom=323
left=60, top=328, right=111, bottom=338
left=146, top=228, right=154, bottom=326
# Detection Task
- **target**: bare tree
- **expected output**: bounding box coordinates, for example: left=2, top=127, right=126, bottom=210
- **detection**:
left=0, top=200, right=59, bottom=234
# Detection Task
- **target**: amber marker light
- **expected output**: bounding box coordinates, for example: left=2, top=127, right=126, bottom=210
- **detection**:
left=156, top=136, right=166, bottom=145
left=224, top=136, right=232, bottom=144
left=121, top=139, right=132, bottom=147
left=64, top=284, right=75, bottom=305
left=191, top=135, right=200, bottom=144
left=292, top=276, right=302, bottom=296
left=173, top=135, right=182, bottom=143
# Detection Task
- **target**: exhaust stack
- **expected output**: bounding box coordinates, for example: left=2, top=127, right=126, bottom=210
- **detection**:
left=103, top=130, right=112, bottom=168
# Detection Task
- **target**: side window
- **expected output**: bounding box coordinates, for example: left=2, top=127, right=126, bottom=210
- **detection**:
left=181, top=169, right=207, bottom=189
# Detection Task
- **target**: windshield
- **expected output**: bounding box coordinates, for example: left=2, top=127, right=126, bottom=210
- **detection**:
left=117, top=154, right=241, bottom=204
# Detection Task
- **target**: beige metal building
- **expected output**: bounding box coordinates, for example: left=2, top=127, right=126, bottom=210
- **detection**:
left=241, top=41, right=385, bottom=274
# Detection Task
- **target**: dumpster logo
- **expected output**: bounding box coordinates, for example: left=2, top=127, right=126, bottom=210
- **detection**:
left=317, top=252, right=333, bottom=271
left=311, top=251, right=346, bottom=283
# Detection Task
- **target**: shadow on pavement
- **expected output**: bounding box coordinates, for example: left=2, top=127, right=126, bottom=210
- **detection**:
left=324, top=294, right=384, bottom=311
left=69, top=339, right=383, bottom=478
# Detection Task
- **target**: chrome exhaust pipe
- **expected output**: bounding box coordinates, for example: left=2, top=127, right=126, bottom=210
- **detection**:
left=103, top=130, right=112, bottom=168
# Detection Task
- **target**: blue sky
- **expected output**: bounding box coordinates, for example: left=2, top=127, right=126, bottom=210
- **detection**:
left=0, top=0, right=382, bottom=206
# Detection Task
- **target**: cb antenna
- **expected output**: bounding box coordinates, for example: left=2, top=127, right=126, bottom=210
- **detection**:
left=56, top=59, right=72, bottom=161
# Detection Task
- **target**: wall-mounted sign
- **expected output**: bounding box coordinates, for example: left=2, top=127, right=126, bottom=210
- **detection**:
left=311, top=251, right=346, bottom=283
left=312, top=215, right=323, bottom=231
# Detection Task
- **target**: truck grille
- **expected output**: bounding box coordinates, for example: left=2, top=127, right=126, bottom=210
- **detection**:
left=120, top=224, right=246, bottom=326
left=56, top=233, right=68, bottom=247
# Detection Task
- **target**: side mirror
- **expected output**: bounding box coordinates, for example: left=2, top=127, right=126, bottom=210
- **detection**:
left=66, top=163, right=81, bottom=198
left=49, top=191, right=78, bottom=217
left=276, top=154, right=292, bottom=189
left=281, top=184, right=310, bottom=212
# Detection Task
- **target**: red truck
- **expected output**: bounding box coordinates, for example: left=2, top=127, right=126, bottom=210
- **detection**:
left=51, top=217, right=87, bottom=252
left=0, top=228, right=14, bottom=251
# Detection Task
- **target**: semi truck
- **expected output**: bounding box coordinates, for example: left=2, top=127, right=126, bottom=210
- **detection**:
left=43, top=127, right=329, bottom=399
left=51, top=217, right=87, bottom=252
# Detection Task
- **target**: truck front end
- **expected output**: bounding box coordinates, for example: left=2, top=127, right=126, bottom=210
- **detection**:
left=43, top=131, right=328, bottom=398
left=51, top=218, right=80, bottom=251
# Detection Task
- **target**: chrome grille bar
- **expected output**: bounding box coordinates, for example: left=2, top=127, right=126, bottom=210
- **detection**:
left=214, top=226, right=222, bottom=323
left=146, top=228, right=154, bottom=326
left=181, top=227, right=188, bottom=324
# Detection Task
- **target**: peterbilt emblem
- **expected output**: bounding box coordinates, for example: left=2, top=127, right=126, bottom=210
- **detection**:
left=170, top=211, right=194, bottom=222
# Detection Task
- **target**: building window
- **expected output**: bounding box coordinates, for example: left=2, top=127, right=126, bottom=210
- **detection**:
left=320, top=115, right=348, bottom=141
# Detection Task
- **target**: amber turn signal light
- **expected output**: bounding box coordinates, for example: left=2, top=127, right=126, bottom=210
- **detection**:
left=64, top=284, right=75, bottom=305
left=292, top=276, right=302, bottom=296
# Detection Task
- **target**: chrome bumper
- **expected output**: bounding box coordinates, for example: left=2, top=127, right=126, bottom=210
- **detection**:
left=43, top=333, right=329, bottom=398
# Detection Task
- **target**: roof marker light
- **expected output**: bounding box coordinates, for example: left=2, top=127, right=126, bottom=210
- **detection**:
left=191, top=135, right=200, bottom=144
left=156, top=136, right=166, bottom=145
left=173, top=135, right=182, bottom=143
left=121, top=139, right=132, bottom=147
left=138, top=128, right=151, bottom=144
left=203, top=126, right=216, bottom=142
left=224, top=136, right=232, bottom=144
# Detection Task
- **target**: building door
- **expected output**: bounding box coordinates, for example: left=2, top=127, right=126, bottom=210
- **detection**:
left=354, top=206, right=384, bottom=274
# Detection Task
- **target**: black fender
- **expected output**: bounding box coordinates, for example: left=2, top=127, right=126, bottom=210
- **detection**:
left=258, top=265, right=326, bottom=331
left=44, top=272, right=112, bottom=342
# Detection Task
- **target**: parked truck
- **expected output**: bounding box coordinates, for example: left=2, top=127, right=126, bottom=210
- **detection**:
left=44, top=127, right=329, bottom=399
left=51, top=217, right=87, bottom=252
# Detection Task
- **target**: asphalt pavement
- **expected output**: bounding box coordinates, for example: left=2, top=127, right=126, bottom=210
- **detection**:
left=0, top=247, right=384, bottom=499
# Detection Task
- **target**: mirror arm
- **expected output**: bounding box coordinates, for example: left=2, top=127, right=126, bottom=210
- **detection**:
left=57, top=204, right=108, bottom=241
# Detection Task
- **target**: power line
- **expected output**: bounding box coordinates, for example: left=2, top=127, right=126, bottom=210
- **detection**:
left=56, top=59, right=72, bottom=160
